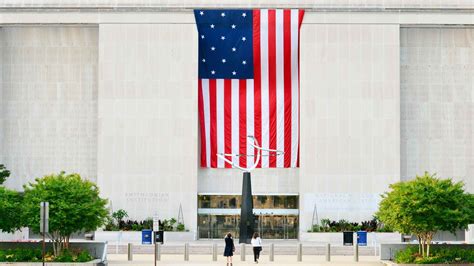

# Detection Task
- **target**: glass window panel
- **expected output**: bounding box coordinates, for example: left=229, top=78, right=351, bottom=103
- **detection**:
left=198, top=195, right=298, bottom=209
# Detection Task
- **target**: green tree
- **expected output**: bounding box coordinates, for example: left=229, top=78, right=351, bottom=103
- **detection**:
left=376, top=172, right=474, bottom=258
left=0, top=187, right=23, bottom=233
left=22, top=172, right=109, bottom=256
left=0, top=164, right=10, bottom=185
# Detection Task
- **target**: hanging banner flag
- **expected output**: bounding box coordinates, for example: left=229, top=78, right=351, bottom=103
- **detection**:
left=195, top=9, right=304, bottom=168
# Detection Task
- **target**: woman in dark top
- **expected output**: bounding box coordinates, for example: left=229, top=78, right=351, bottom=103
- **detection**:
left=224, top=232, right=235, bottom=265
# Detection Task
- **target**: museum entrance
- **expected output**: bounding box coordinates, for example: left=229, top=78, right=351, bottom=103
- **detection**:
left=197, top=194, right=299, bottom=239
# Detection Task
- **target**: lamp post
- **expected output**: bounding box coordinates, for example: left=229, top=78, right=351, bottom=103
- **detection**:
left=217, top=136, right=283, bottom=244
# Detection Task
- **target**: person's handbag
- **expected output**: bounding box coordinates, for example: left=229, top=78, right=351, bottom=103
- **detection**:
left=257, top=246, right=263, bottom=252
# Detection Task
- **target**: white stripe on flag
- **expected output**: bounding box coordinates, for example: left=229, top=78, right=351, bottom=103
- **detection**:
left=216, top=79, right=225, bottom=168
left=275, top=9, right=285, bottom=168
left=246, top=79, right=255, bottom=166
left=231, top=79, right=240, bottom=167
left=291, top=10, right=299, bottom=167
left=260, top=9, right=270, bottom=168
left=202, top=79, right=211, bottom=167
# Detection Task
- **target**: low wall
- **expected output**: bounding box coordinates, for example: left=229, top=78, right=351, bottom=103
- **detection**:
left=0, top=228, right=29, bottom=241
left=94, top=231, right=141, bottom=244
left=380, top=243, right=474, bottom=261
left=300, top=232, right=401, bottom=246
left=163, top=232, right=195, bottom=242
left=95, top=231, right=195, bottom=244
left=467, top=225, right=474, bottom=244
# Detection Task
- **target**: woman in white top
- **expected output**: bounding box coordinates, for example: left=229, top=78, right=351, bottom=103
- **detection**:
left=251, top=232, right=262, bottom=263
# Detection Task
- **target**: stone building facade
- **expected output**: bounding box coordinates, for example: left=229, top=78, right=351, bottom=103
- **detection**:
left=0, top=1, right=473, bottom=239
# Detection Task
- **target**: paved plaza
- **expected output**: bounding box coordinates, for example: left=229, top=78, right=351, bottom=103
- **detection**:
left=107, top=254, right=383, bottom=266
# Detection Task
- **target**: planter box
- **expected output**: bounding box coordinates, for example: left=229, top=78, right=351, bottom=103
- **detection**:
left=380, top=243, right=474, bottom=261
left=94, top=231, right=195, bottom=244
left=0, top=242, right=106, bottom=265
left=300, top=232, right=401, bottom=246
left=383, top=261, right=474, bottom=266
left=0, top=228, right=29, bottom=241
left=163, top=231, right=195, bottom=243
left=94, top=231, right=141, bottom=244
left=467, top=224, right=474, bottom=244
left=0, top=259, right=102, bottom=266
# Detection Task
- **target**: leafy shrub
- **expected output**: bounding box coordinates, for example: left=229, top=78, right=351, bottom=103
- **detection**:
left=0, top=248, right=93, bottom=262
left=395, top=245, right=474, bottom=264
left=309, top=217, right=392, bottom=232
left=76, top=250, right=94, bottom=262
left=112, top=209, right=128, bottom=224
left=55, top=249, right=74, bottom=262
left=0, top=248, right=42, bottom=262
left=176, top=223, right=185, bottom=232
left=0, top=187, right=24, bottom=233
left=104, top=211, right=186, bottom=232
left=0, top=164, right=10, bottom=185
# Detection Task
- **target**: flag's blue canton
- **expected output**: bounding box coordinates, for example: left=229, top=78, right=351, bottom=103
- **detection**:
left=194, top=10, right=254, bottom=79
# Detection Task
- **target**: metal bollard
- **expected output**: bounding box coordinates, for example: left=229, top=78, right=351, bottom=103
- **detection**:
left=354, top=243, right=359, bottom=262
left=269, top=243, right=274, bottom=262
left=297, top=243, right=302, bottom=262
left=212, top=243, right=217, bottom=261
left=127, top=243, right=133, bottom=261
left=326, top=243, right=331, bottom=262
left=155, top=243, right=161, bottom=261
left=240, top=243, right=246, bottom=261
left=184, top=243, right=190, bottom=261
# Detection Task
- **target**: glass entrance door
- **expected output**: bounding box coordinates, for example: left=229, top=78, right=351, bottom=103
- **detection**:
left=198, top=214, right=298, bottom=239
left=198, top=214, right=240, bottom=239
left=255, top=215, right=298, bottom=239
left=197, top=194, right=299, bottom=239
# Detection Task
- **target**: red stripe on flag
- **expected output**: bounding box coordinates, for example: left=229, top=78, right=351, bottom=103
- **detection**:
left=198, top=80, right=207, bottom=167
left=224, top=79, right=232, bottom=168
left=239, top=79, right=247, bottom=168
left=297, top=10, right=304, bottom=167
left=283, top=10, right=292, bottom=168
left=209, top=79, right=217, bottom=168
left=299, top=10, right=305, bottom=28
left=268, top=10, right=277, bottom=168
left=253, top=10, right=262, bottom=168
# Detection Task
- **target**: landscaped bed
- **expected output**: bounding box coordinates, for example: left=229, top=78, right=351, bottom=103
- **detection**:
left=393, top=245, right=474, bottom=265
left=0, top=248, right=94, bottom=263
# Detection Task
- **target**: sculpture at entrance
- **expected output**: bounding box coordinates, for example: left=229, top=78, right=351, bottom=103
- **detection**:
left=217, top=136, right=283, bottom=244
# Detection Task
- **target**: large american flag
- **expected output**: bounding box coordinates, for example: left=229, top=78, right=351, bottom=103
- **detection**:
left=195, top=9, right=304, bottom=168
